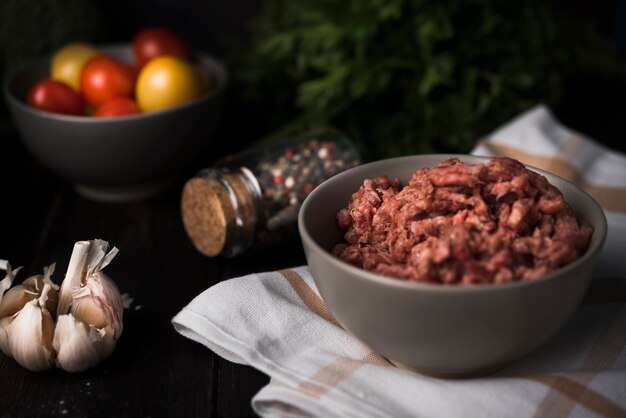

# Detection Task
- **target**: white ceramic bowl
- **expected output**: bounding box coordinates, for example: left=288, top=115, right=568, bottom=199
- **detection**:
left=298, top=154, right=607, bottom=377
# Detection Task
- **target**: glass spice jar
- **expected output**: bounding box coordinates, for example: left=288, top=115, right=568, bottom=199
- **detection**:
left=181, top=128, right=361, bottom=257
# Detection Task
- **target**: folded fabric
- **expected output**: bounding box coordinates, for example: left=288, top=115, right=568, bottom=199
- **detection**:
left=173, top=105, right=626, bottom=417
left=173, top=267, right=626, bottom=418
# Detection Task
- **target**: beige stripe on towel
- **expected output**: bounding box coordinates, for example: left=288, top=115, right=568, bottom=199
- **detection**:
left=482, top=141, right=626, bottom=213
left=298, top=352, right=390, bottom=399
left=532, top=305, right=626, bottom=418
left=278, top=269, right=340, bottom=327
left=279, top=269, right=391, bottom=399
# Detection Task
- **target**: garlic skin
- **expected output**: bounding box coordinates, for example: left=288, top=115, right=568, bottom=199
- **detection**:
left=53, top=314, right=116, bottom=373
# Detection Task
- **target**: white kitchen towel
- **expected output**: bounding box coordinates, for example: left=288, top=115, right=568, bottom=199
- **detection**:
left=173, top=105, right=626, bottom=417
left=173, top=267, right=626, bottom=418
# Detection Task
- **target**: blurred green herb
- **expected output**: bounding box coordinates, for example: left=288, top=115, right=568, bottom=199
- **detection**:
left=229, top=0, right=626, bottom=161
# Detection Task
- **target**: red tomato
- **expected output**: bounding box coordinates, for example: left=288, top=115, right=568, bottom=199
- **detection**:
left=80, top=55, right=136, bottom=106
left=93, top=97, right=140, bottom=118
left=133, top=27, right=191, bottom=67
left=26, top=79, right=85, bottom=115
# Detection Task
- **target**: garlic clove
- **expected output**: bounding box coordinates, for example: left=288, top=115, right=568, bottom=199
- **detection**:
left=22, top=274, right=59, bottom=315
left=53, top=314, right=116, bottom=373
left=5, top=278, right=58, bottom=372
left=71, top=271, right=124, bottom=338
left=0, top=284, right=38, bottom=318
left=70, top=290, right=108, bottom=330
left=7, top=299, right=55, bottom=372
left=0, top=317, right=12, bottom=356
left=0, top=264, right=59, bottom=319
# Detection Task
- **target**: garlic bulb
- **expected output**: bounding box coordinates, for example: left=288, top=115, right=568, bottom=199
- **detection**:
left=0, top=239, right=123, bottom=373
left=0, top=262, right=23, bottom=356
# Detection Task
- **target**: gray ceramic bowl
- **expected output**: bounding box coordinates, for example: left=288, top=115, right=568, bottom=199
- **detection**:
left=3, top=44, right=227, bottom=202
left=298, top=154, right=607, bottom=377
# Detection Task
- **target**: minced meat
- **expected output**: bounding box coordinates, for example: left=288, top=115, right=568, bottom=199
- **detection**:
left=331, top=157, right=593, bottom=284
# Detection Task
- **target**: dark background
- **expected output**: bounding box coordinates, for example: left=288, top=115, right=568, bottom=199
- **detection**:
left=1, top=0, right=626, bottom=151
left=88, top=0, right=626, bottom=155
left=99, top=0, right=625, bottom=58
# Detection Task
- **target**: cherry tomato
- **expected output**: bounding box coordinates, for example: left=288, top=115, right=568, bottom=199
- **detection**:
left=135, top=56, right=203, bottom=112
left=93, top=97, right=140, bottom=118
left=51, top=43, right=99, bottom=91
left=132, top=27, right=191, bottom=67
left=27, top=79, right=85, bottom=115
left=80, top=55, right=136, bottom=106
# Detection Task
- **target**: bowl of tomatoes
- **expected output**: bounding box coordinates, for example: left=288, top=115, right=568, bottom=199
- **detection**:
left=3, top=27, right=227, bottom=202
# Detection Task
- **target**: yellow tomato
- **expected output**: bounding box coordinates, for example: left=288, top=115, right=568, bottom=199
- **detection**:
left=135, top=56, right=203, bottom=112
left=51, top=43, right=100, bottom=91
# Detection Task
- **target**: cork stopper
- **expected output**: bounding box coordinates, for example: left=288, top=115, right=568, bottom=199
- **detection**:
left=181, top=177, right=236, bottom=257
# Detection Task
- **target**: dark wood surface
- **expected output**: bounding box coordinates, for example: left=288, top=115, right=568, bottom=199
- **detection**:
left=0, top=134, right=306, bottom=418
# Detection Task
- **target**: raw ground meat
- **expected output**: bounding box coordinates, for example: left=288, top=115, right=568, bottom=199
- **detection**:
left=331, top=157, right=594, bottom=285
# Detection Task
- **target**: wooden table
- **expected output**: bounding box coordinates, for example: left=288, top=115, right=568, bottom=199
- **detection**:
left=0, top=134, right=306, bottom=417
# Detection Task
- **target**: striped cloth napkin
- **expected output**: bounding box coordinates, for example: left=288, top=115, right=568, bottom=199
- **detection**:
left=172, top=105, right=626, bottom=418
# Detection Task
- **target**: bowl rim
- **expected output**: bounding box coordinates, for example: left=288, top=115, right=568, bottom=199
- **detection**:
left=2, top=43, right=228, bottom=123
left=298, top=153, right=608, bottom=294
